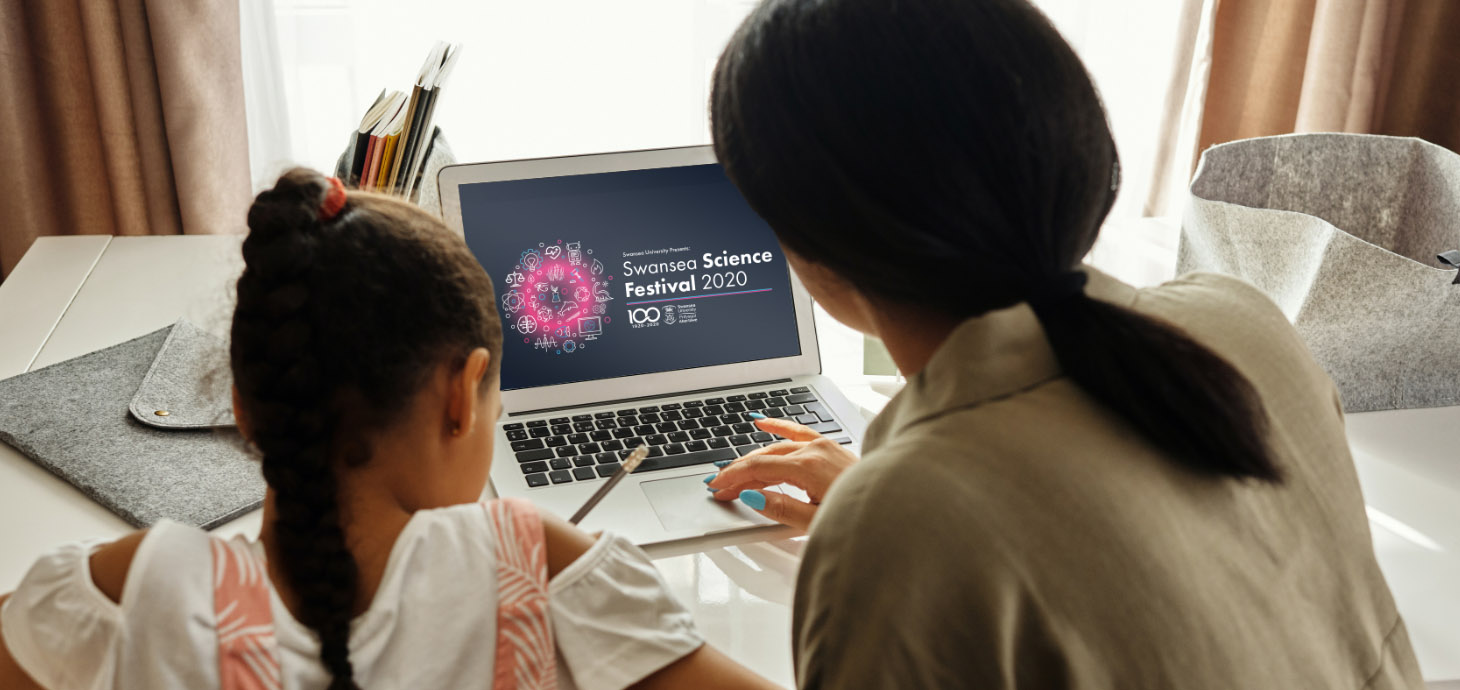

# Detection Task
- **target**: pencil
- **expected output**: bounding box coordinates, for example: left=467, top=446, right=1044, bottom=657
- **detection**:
left=568, top=444, right=649, bottom=525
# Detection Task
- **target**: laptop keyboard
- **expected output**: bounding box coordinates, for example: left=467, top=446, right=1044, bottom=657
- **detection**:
left=501, top=385, right=852, bottom=488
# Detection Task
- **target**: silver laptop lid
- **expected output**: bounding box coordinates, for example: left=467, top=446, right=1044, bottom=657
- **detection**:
left=438, top=146, right=820, bottom=414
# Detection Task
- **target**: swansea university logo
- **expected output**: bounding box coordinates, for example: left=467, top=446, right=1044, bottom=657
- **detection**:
left=501, top=240, right=613, bottom=355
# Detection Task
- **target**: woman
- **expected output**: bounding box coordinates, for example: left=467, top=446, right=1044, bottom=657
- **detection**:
left=703, top=0, right=1424, bottom=687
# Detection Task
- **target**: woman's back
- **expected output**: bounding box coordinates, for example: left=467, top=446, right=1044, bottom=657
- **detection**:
left=792, top=270, right=1423, bottom=689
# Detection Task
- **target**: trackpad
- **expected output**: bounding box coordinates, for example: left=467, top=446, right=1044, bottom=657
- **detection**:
left=641, top=473, right=778, bottom=533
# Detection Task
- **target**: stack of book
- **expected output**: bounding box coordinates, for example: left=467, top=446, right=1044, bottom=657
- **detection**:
left=345, top=41, right=461, bottom=198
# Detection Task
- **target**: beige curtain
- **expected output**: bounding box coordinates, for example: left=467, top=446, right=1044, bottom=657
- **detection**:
left=1200, top=0, right=1460, bottom=154
left=0, top=0, right=252, bottom=279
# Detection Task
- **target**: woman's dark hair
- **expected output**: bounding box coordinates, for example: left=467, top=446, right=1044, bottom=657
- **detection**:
left=230, top=168, right=502, bottom=689
left=711, top=0, right=1281, bottom=482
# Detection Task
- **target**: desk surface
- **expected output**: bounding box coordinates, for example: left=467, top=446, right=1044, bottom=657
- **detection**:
left=2, top=236, right=1457, bottom=684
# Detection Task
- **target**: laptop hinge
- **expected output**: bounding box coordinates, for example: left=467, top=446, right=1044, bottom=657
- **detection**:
left=509, top=378, right=795, bottom=417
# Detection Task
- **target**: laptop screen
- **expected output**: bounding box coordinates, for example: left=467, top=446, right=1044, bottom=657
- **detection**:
left=460, top=163, right=802, bottom=391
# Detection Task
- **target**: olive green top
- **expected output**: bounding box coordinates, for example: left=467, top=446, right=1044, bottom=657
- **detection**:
left=793, top=269, right=1423, bottom=689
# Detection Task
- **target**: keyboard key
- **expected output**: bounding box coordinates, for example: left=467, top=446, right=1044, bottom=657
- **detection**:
left=727, top=394, right=747, bottom=402
left=633, top=447, right=737, bottom=473
left=662, top=402, right=682, bottom=410
left=732, top=423, right=755, bottom=434
left=618, top=414, right=639, bottom=427
left=503, top=422, right=525, bottom=431
left=689, top=428, right=712, bottom=440
left=545, top=436, right=567, bottom=447
left=766, top=396, right=788, bottom=407
left=595, top=419, right=618, bottom=430
left=729, top=433, right=753, bottom=446
left=661, top=410, right=683, bottom=421
left=707, top=437, right=730, bottom=448
left=796, top=413, right=820, bottom=425
left=521, top=461, right=549, bottom=474
left=639, top=413, right=661, bottom=424
left=685, top=440, right=708, bottom=452
left=745, top=400, right=767, bottom=411
left=596, top=463, right=621, bottom=477
left=748, top=392, right=768, bottom=399
left=573, top=455, right=596, bottom=467
left=578, top=442, right=601, bottom=455
left=573, top=467, right=597, bottom=481
left=590, top=430, right=612, bottom=441
left=682, top=407, right=704, bottom=418
left=664, top=442, right=686, bottom=455
left=750, top=431, right=773, bottom=443
left=684, top=400, right=704, bottom=407
left=704, top=405, right=725, bottom=416
left=601, top=439, right=624, bottom=451
left=572, top=413, right=593, bottom=421
left=594, top=411, right=616, bottom=419
left=551, top=424, right=571, bottom=435
left=735, top=444, right=760, bottom=456
left=676, top=419, right=699, bottom=430
left=709, top=425, right=733, bottom=437
left=770, top=389, right=790, bottom=396
left=568, top=433, right=589, bottom=444
left=782, top=404, right=806, bottom=416
left=638, top=405, right=660, bottom=413
left=646, top=446, right=665, bottom=457
left=616, top=409, right=636, bottom=417
left=506, top=429, right=528, bottom=441
left=790, top=386, right=810, bottom=394
left=612, top=428, right=636, bottom=439
left=549, top=458, right=571, bottom=470
left=763, top=407, right=783, bottom=417
left=724, top=402, right=746, bottom=412
left=526, top=419, right=548, bottom=427
left=655, top=421, right=678, bottom=433
left=787, top=393, right=817, bottom=404
left=596, top=452, right=619, bottom=465
left=647, top=434, right=669, bottom=445
left=549, top=470, right=573, bottom=484
left=705, top=397, right=725, bottom=405
left=573, top=421, right=595, bottom=432
left=526, top=473, right=549, bottom=487
left=809, top=421, right=843, bottom=434
left=515, top=449, right=555, bottom=463
left=550, top=417, right=570, bottom=425
left=556, top=445, right=578, bottom=457
left=511, top=439, right=545, bottom=451
left=635, top=424, right=656, bottom=436
left=530, top=427, right=551, bottom=439
left=830, top=436, right=853, bottom=445
left=662, top=430, right=686, bottom=443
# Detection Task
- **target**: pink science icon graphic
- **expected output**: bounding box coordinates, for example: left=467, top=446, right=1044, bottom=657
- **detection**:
left=501, top=240, right=612, bottom=355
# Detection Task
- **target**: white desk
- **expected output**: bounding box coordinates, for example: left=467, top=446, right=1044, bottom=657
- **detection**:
left=2, top=236, right=1457, bottom=686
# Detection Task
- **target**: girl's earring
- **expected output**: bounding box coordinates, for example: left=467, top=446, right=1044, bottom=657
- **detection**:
left=451, top=424, right=462, bottom=437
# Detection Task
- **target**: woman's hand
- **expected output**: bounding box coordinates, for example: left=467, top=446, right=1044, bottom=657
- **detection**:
left=705, top=416, right=858, bottom=530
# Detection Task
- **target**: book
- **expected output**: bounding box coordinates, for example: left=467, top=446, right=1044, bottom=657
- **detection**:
left=385, top=42, right=447, bottom=192
left=402, top=43, right=460, bottom=199
left=341, top=42, right=460, bottom=198
left=346, top=89, right=390, bottom=186
left=361, top=91, right=407, bottom=191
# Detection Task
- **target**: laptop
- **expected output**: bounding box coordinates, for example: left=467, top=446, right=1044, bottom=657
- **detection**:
left=438, top=146, right=867, bottom=545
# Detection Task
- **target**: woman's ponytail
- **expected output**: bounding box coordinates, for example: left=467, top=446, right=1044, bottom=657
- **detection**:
left=1032, top=282, right=1281, bottom=482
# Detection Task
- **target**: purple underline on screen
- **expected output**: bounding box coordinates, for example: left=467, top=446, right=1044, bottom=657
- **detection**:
left=624, top=287, right=773, bottom=306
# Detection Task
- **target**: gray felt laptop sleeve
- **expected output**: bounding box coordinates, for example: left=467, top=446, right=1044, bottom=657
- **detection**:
left=0, top=320, right=263, bottom=529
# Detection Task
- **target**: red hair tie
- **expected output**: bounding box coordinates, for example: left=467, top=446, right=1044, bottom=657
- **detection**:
left=319, top=177, right=347, bottom=221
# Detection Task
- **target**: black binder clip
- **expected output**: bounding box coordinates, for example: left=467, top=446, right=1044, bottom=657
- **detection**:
left=1440, top=250, right=1460, bottom=285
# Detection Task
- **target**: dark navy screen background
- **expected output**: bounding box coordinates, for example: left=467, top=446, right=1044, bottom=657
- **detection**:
left=461, top=163, right=801, bottom=391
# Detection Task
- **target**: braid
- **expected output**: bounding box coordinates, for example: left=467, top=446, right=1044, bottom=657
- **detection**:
left=231, top=167, right=503, bottom=689
left=232, top=169, right=359, bottom=689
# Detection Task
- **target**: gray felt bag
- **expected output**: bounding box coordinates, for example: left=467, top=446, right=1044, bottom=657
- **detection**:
left=0, top=320, right=263, bottom=528
left=1178, top=133, right=1460, bottom=412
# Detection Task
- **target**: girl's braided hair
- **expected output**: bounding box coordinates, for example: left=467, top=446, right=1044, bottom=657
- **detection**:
left=230, top=168, right=502, bottom=689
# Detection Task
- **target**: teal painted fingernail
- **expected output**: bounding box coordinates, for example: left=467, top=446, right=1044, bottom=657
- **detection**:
left=713, top=459, right=732, bottom=467
left=739, top=489, right=767, bottom=511
left=706, top=486, right=718, bottom=493
left=748, top=412, right=766, bottom=420
left=703, top=474, right=715, bottom=484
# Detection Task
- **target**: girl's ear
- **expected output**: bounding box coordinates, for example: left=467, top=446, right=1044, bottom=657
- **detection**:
left=447, top=348, right=493, bottom=437
left=231, top=386, right=253, bottom=443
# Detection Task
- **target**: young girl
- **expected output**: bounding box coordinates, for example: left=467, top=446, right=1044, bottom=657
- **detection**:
left=0, top=169, right=778, bottom=690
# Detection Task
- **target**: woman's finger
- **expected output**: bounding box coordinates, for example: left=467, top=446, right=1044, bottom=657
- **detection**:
left=708, top=449, right=826, bottom=493
left=737, top=488, right=816, bottom=531
left=749, top=414, right=822, bottom=442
